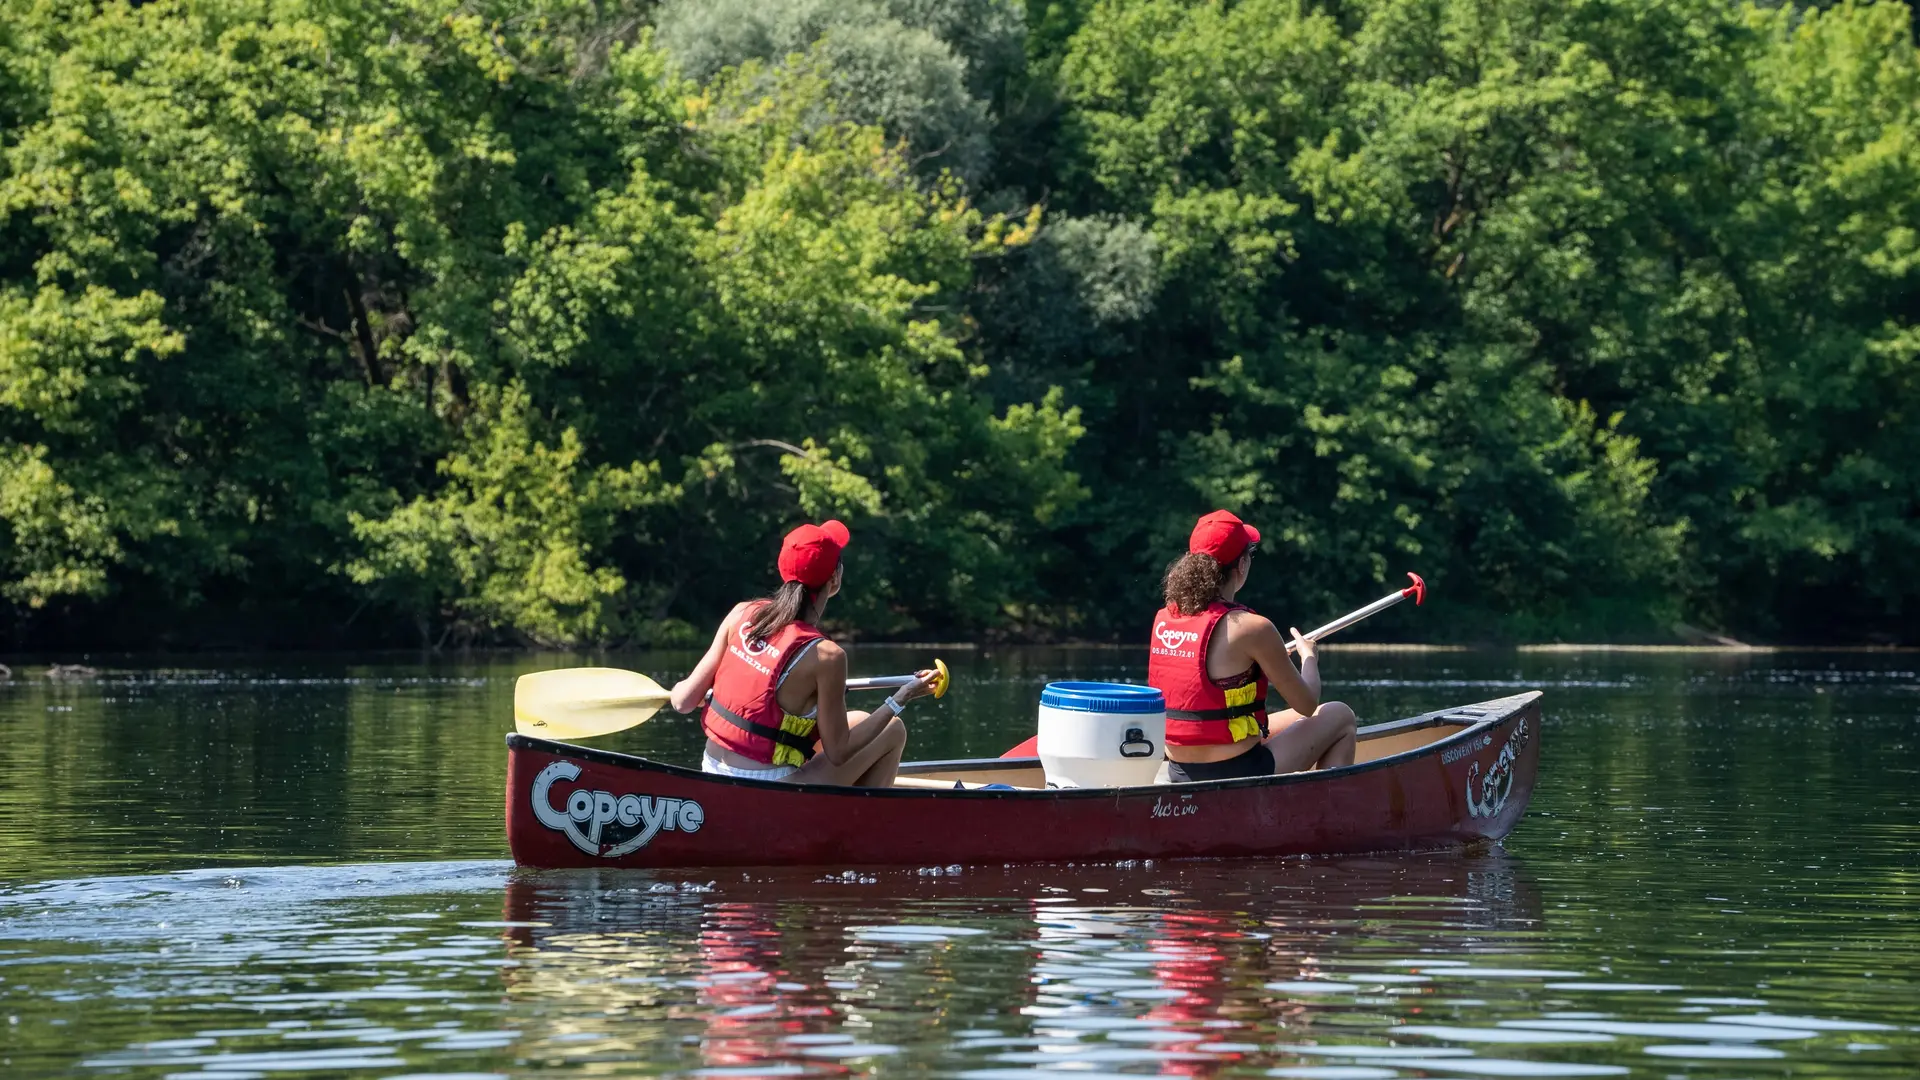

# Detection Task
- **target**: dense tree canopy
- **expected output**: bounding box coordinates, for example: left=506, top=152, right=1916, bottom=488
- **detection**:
left=0, top=0, right=1913, bottom=648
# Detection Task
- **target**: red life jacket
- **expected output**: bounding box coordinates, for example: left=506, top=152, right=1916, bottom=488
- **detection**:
left=702, top=605, right=826, bottom=767
left=1147, top=601, right=1270, bottom=746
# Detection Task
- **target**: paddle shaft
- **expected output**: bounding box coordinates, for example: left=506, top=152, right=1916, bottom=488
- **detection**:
left=703, top=660, right=948, bottom=703
left=518, top=655, right=951, bottom=741
left=705, top=675, right=912, bottom=700
left=1287, top=572, right=1426, bottom=652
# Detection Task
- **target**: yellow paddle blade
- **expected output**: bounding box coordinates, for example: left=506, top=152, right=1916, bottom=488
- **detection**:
left=514, top=667, right=671, bottom=739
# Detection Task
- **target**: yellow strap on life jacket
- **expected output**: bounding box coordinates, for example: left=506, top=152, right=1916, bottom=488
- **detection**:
left=1224, top=682, right=1264, bottom=743
left=770, top=712, right=818, bottom=767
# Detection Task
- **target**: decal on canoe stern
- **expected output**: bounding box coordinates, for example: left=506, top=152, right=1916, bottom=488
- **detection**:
left=1150, top=793, right=1198, bottom=819
left=531, top=760, right=704, bottom=857
left=1441, top=733, right=1493, bottom=765
left=1466, top=716, right=1529, bottom=819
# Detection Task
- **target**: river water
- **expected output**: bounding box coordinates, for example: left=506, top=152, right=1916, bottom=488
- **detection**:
left=0, top=648, right=1913, bottom=1078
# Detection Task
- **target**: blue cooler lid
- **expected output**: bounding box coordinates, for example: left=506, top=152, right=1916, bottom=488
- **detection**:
left=1039, top=681, right=1165, bottom=714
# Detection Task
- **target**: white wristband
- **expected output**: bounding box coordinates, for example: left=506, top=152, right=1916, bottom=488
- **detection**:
left=885, top=694, right=908, bottom=715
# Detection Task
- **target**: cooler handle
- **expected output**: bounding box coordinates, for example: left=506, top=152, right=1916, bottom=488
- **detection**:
left=1120, top=726, right=1156, bottom=758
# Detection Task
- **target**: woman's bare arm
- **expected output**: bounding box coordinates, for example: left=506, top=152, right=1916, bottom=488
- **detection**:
left=807, top=645, right=937, bottom=765
left=669, top=601, right=750, bottom=713
left=1286, top=625, right=1322, bottom=703
left=1233, top=611, right=1320, bottom=716
left=808, top=641, right=862, bottom=766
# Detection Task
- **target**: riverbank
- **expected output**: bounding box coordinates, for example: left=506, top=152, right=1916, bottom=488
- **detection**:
left=4, top=642, right=1916, bottom=678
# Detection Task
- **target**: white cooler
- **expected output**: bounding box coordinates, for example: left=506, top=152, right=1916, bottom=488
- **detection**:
left=1035, top=681, right=1166, bottom=788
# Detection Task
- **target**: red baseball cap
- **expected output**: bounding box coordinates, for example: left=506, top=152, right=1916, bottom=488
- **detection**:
left=777, top=519, right=850, bottom=589
left=1189, top=509, right=1261, bottom=564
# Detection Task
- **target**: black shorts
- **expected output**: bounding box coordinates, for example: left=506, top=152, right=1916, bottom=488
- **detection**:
left=1165, top=742, right=1275, bottom=783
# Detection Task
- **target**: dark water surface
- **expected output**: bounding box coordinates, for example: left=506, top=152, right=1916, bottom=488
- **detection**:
left=0, top=648, right=1914, bottom=1078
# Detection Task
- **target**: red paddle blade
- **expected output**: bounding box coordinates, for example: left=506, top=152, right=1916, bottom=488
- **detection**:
left=1001, top=735, right=1039, bottom=758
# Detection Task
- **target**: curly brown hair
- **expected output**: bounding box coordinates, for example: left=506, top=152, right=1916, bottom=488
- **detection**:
left=1163, top=551, right=1232, bottom=616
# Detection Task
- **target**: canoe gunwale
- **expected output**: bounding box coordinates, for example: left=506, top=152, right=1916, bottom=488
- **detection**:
left=503, top=690, right=1541, bottom=800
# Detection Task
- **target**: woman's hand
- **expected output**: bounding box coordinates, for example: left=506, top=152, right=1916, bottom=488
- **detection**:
left=1289, top=627, right=1318, bottom=663
left=893, top=668, right=941, bottom=706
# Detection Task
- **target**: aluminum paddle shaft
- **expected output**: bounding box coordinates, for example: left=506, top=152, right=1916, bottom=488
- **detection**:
left=520, top=659, right=950, bottom=740
left=701, top=658, right=950, bottom=699
left=1287, top=572, right=1427, bottom=652
left=847, top=658, right=950, bottom=698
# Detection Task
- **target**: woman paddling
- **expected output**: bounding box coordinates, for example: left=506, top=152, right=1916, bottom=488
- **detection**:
left=669, top=520, right=937, bottom=786
left=1148, top=510, right=1357, bottom=782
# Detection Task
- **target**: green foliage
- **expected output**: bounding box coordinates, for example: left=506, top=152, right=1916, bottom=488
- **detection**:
left=654, top=0, right=1022, bottom=180
left=0, top=0, right=1913, bottom=647
left=1047, top=0, right=1917, bottom=642
left=344, top=382, right=672, bottom=647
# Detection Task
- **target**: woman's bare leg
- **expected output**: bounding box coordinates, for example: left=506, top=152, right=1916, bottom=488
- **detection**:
left=787, top=710, right=907, bottom=787
left=1313, top=702, right=1357, bottom=769
left=1263, top=701, right=1357, bottom=773
left=851, top=721, right=908, bottom=788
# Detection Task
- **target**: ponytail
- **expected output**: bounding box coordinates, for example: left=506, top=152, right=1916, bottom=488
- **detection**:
left=1162, top=551, right=1228, bottom=616
left=747, top=580, right=814, bottom=642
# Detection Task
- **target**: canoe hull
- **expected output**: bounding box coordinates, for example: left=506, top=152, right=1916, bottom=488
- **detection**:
left=505, top=692, right=1541, bottom=870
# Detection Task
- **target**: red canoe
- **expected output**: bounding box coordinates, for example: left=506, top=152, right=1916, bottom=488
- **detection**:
left=504, top=691, right=1542, bottom=870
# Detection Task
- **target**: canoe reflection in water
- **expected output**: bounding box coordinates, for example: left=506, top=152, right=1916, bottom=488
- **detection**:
left=496, top=851, right=1543, bottom=1075
left=696, top=901, right=841, bottom=1071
